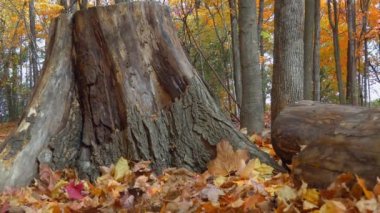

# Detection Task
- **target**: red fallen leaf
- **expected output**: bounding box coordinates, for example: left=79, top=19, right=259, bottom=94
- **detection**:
left=65, top=181, right=84, bottom=200
left=1, top=201, right=9, bottom=213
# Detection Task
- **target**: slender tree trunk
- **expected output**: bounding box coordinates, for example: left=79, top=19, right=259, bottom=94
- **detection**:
left=346, top=0, right=358, bottom=105
left=271, top=0, right=304, bottom=123
left=327, top=0, right=345, bottom=104
left=228, top=0, right=242, bottom=108
left=258, top=0, right=266, bottom=109
left=29, top=0, right=39, bottom=86
left=304, top=0, right=315, bottom=100
left=360, top=0, right=370, bottom=106
left=238, top=0, right=264, bottom=134
left=313, top=0, right=321, bottom=101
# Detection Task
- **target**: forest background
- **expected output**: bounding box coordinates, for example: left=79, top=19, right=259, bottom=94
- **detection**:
left=0, top=0, right=379, bottom=124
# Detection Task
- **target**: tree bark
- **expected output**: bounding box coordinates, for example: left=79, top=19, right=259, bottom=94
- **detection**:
left=0, top=2, right=282, bottom=190
left=304, top=0, right=315, bottom=100
left=327, top=0, right=345, bottom=104
left=346, top=0, right=359, bottom=105
left=258, top=0, right=266, bottom=110
left=29, top=0, right=39, bottom=86
left=271, top=0, right=304, bottom=123
left=238, top=0, right=264, bottom=134
left=228, top=0, right=242, bottom=108
left=313, top=0, right=321, bottom=101
left=272, top=101, right=380, bottom=188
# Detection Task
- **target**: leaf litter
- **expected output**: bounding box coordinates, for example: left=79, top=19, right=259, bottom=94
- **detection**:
left=1, top=138, right=380, bottom=212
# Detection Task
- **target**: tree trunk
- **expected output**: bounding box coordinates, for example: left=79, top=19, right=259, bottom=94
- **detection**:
left=0, top=2, right=282, bottom=190
left=346, top=0, right=358, bottom=105
left=304, top=0, right=315, bottom=100
left=29, top=0, right=39, bottom=86
left=313, top=0, right=321, bottom=101
left=228, top=0, right=242, bottom=108
left=272, top=101, right=380, bottom=188
left=238, top=0, right=264, bottom=134
left=258, top=0, right=266, bottom=110
left=271, top=0, right=304, bottom=123
left=327, top=0, right=345, bottom=104
left=360, top=0, right=370, bottom=106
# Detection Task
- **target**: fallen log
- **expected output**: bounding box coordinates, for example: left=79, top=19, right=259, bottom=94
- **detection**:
left=0, top=2, right=282, bottom=190
left=272, top=100, right=380, bottom=188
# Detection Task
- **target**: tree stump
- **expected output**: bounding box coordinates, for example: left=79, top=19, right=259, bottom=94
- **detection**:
left=272, top=100, right=380, bottom=188
left=0, top=2, right=281, bottom=190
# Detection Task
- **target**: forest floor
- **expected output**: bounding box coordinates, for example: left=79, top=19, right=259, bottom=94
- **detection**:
left=0, top=122, right=379, bottom=212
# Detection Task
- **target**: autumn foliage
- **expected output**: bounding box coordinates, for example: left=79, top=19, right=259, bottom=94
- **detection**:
left=1, top=138, right=380, bottom=212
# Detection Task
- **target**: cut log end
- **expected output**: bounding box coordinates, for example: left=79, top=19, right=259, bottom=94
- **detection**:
left=272, top=101, right=380, bottom=188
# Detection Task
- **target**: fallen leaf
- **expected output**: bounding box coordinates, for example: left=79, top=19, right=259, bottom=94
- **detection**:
left=320, top=200, right=347, bottom=213
left=355, top=198, right=378, bottom=212
left=213, top=176, right=227, bottom=187
left=276, top=185, right=297, bottom=202
left=65, top=181, right=84, bottom=200
left=200, top=184, right=225, bottom=203
left=230, top=198, right=244, bottom=208
left=373, top=178, right=380, bottom=196
left=243, top=194, right=266, bottom=211
left=207, top=140, right=248, bottom=176
left=239, top=158, right=273, bottom=180
left=356, top=175, right=374, bottom=199
left=114, top=157, right=131, bottom=181
left=299, top=182, right=320, bottom=205
left=39, top=164, right=60, bottom=191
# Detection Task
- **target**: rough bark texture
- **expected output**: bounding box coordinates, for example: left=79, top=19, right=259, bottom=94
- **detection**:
left=258, top=0, right=266, bottom=109
left=0, top=2, right=282, bottom=190
left=228, top=0, right=242, bottom=107
left=303, top=0, right=315, bottom=100
left=29, top=0, right=39, bottom=86
left=238, top=0, right=264, bottom=134
left=272, top=101, right=380, bottom=188
left=0, top=16, right=79, bottom=189
left=313, top=0, right=321, bottom=101
left=271, top=0, right=304, bottom=123
left=346, top=0, right=358, bottom=105
left=327, top=0, right=345, bottom=104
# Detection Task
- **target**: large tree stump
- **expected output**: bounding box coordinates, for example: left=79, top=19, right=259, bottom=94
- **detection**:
left=0, top=2, right=282, bottom=190
left=272, top=100, right=380, bottom=188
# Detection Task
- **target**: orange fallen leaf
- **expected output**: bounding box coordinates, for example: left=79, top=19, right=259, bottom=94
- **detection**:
left=356, top=175, right=374, bottom=199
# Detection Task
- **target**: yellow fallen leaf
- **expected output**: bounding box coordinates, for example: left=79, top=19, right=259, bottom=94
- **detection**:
left=320, top=200, right=346, bottom=213
left=276, top=185, right=297, bottom=202
left=299, top=182, right=320, bottom=205
left=51, top=179, right=68, bottom=198
left=239, top=158, right=273, bottom=180
left=114, top=157, right=131, bottom=181
left=303, top=200, right=318, bottom=210
left=214, top=176, right=227, bottom=187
